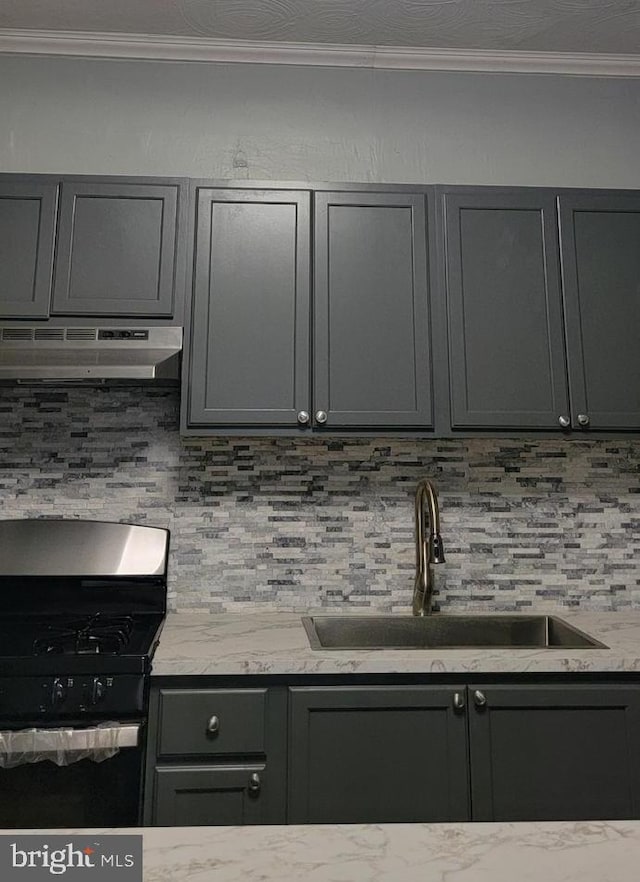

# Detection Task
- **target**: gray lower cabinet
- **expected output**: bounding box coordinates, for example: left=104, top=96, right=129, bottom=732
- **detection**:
left=0, top=179, right=58, bottom=319
left=145, top=686, right=287, bottom=826
left=287, top=685, right=469, bottom=823
left=185, top=187, right=435, bottom=433
left=468, top=684, right=640, bottom=821
left=146, top=680, right=640, bottom=826
left=443, top=188, right=569, bottom=429
left=558, top=192, right=640, bottom=431
left=52, top=179, right=187, bottom=318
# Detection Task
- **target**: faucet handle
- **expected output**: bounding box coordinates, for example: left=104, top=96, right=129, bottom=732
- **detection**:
left=430, top=533, right=446, bottom=564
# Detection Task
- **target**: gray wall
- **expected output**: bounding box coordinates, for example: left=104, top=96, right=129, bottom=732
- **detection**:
left=1, top=54, right=639, bottom=186
left=1, top=387, right=639, bottom=613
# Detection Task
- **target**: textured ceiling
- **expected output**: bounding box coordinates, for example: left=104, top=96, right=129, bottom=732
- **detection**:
left=1, top=0, right=640, bottom=55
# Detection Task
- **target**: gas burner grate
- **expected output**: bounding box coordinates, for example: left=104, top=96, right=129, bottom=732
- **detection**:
left=33, top=614, right=134, bottom=656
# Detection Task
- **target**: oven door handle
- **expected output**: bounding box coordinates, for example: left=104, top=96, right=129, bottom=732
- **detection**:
left=0, top=723, right=140, bottom=756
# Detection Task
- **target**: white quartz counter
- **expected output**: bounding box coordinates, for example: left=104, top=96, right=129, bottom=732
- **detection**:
left=151, top=610, right=640, bottom=676
left=25, top=821, right=640, bottom=881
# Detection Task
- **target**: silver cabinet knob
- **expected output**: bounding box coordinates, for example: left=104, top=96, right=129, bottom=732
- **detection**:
left=558, top=415, right=571, bottom=428
left=206, top=715, right=220, bottom=735
left=453, top=692, right=465, bottom=713
left=473, top=690, right=487, bottom=708
left=315, top=410, right=328, bottom=425
left=577, top=413, right=590, bottom=427
left=247, top=772, right=261, bottom=794
left=297, top=411, right=310, bottom=425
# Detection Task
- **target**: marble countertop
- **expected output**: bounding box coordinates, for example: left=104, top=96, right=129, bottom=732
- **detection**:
left=24, top=821, right=640, bottom=881
left=151, top=610, right=640, bottom=676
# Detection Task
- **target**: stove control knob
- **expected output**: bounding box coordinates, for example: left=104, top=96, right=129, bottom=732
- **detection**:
left=90, top=677, right=108, bottom=705
left=52, top=678, right=67, bottom=706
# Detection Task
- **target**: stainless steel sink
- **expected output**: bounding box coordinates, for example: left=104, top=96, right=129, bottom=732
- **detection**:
left=302, top=615, right=607, bottom=650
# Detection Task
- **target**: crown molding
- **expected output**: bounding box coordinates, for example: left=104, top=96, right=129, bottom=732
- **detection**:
left=0, top=28, right=639, bottom=77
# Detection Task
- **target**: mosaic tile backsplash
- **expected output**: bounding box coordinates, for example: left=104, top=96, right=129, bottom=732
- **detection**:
left=1, top=387, right=639, bottom=612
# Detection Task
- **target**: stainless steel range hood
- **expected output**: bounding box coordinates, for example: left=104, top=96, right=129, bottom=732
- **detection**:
left=0, top=326, right=182, bottom=383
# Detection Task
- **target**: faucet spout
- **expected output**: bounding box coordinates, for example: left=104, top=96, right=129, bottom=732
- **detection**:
left=412, top=479, right=446, bottom=616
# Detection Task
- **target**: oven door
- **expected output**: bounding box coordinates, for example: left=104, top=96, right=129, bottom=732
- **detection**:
left=0, top=722, right=144, bottom=828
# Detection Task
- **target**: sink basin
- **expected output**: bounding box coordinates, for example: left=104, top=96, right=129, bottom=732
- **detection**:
left=302, top=615, right=607, bottom=650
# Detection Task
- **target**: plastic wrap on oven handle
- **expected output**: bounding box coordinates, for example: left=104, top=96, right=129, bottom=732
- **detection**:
left=0, top=722, right=140, bottom=767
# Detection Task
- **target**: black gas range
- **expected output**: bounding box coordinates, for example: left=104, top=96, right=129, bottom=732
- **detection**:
left=0, top=518, right=169, bottom=828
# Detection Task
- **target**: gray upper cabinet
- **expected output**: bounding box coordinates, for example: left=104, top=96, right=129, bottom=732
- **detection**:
left=558, top=192, right=640, bottom=431
left=52, top=179, right=185, bottom=318
left=313, top=192, right=433, bottom=429
left=185, top=187, right=434, bottom=434
left=0, top=179, right=58, bottom=319
left=186, top=188, right=311, bottom=428
left=443, top=189, right=569, bottom=429
left=4, top=174, right=639, bottom=436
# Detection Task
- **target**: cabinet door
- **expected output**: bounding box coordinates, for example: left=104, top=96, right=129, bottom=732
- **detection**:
left=559, top=192, right=640, bottom=430
left=52, top=180, right=183, bottom=317
left=0, top=179, right=57, bottom=318
left=469, top=684, right=640, bottom=821
left=443, top=189, right=569, bottom=429
left=187, top=188, right=311, bottom=428
left=152, top=765, right=267, bottom=825
left=288, top=685, right=469, bottom=823
left=314, top=192, right=433, bottom=429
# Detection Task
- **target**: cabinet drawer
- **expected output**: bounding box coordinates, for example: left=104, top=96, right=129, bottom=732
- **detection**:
left=152, top=764, right=267, bottom=826
left=157, top=689, right=267, bottom=757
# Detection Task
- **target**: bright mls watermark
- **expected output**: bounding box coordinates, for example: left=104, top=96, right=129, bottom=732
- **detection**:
left=0, top=836, right=142, bottom=880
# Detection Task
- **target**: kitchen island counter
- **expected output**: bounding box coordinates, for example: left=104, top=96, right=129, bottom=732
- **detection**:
left=152, top=610, right=640, bottom=677
left=19, top=821, right=640, bottom=881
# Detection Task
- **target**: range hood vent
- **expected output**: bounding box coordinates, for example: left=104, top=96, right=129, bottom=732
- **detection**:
left=66, top=328, right=98, bottom=341
left=2, top=328, right=34, bottom=342
left=0, top=326, right=182, bottom=383
left=34, top=328, right=66, bottom=341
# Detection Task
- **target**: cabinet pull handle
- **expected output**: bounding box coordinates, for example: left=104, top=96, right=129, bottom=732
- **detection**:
left=315, top=410, right=328, bottom=425
left=577, top=413, right=590, bottom=427
left=297, top=411, right=310, bottom=425
left=248, top=772, right=261, bottom=794
left=558, top=415, right=570, bottom=428
left=473, top=690, right=487, bottom=708
left=452, top=692, right=465, bottom=713
left=206, top=715, right=220, bottom=735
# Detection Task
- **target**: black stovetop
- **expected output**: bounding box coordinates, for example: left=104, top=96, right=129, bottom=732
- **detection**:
left=0, top=570, right=167, bottom=675
left=0, top=612, right=165, bottom=676
left=0, top=612, right=160, bottom=656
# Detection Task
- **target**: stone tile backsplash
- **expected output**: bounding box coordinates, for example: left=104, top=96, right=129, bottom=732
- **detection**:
left=1, top=387, right=639, bottom=612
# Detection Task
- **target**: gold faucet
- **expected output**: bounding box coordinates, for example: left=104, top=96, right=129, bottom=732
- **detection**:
left=413, top=479, right=446, bottom=616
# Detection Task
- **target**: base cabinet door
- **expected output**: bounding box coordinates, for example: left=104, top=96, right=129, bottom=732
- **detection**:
left=152, top=765, right=267, bottom=826
left=288, top=685, right=469, bottom=823
left=468, top=684, right=640, bottom=821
